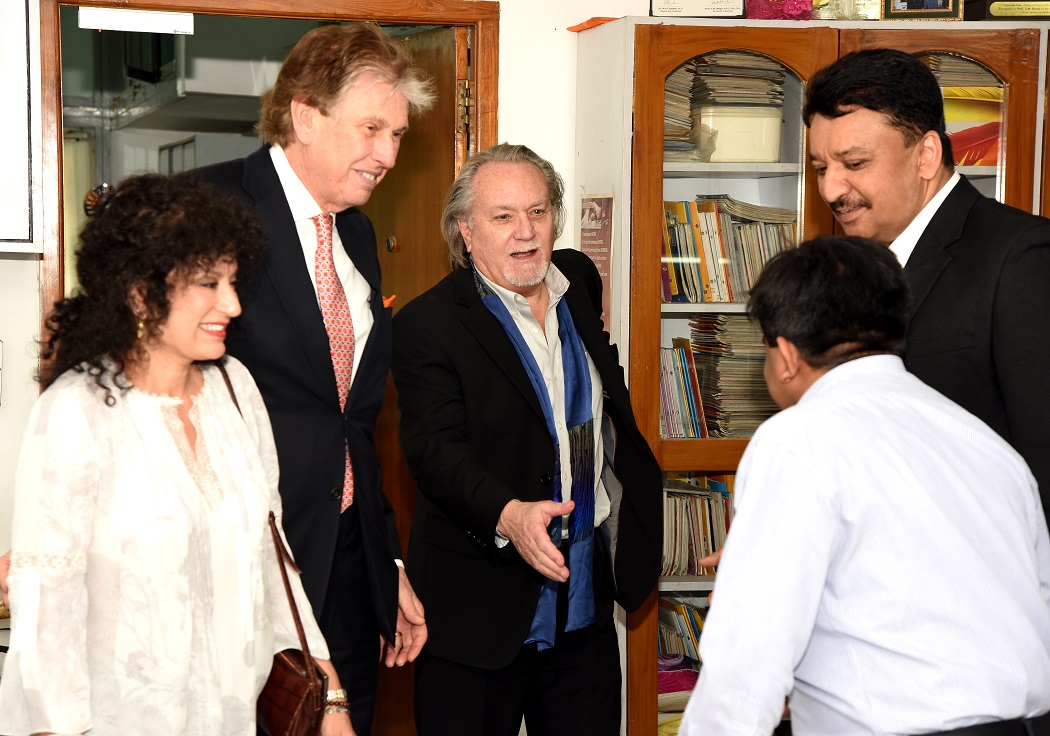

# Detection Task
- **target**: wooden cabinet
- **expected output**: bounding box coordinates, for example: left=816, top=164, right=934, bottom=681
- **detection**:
left=574, top=17, right=1050, bottom=735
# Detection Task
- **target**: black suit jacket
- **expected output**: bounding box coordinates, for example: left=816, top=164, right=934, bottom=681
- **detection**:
left=195, top=146, right=400, bottom=640
left=391, top=248, right=663, bottom=669
left=905, top=176, right=1050, bottom=508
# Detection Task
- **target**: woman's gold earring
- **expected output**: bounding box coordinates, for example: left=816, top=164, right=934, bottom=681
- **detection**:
left=136, top=320, right=145, bottom=340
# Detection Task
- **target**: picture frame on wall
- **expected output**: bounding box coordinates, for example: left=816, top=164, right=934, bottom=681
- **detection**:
left=883, top=0, right=964, bottom=19
left=984, top=0, right=1050, bottom=18
left=651, top=0, right=747, bottom=18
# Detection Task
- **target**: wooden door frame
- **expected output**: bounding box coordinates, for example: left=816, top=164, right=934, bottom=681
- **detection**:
left=38, top=0, right=499, bottom=323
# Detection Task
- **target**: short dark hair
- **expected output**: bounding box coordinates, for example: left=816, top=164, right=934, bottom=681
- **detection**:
left=803, top=48, right=954, bottom=170
left=42, top=172, right=269, bottom=401
left=441, top=143, right=566, bottom=270
left=748, top=235, right=909, bottom=368
left=258, top=23, right=435, bottom=148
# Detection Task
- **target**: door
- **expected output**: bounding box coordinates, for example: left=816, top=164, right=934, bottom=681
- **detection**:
left=39, top=5, right=496, bottom=735
left=38, top=0, right=499, bottom=330
left=360, top=25, right=464, bottom=736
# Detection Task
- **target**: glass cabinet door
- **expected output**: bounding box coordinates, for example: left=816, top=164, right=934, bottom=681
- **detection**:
left=659, top=49, right=798, bottom=447
left=626, top=25, right=838, bottom=736
left=630, top=25, right=838, bottom=472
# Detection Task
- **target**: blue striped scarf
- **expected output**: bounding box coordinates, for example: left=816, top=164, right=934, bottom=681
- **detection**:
left=476, top=272, right=596, bottom=649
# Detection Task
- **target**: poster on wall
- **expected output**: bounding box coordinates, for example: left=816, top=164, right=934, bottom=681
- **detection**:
left=579, top=194, right=614, bottom=333
left=0, top=0, right=34, bottom=250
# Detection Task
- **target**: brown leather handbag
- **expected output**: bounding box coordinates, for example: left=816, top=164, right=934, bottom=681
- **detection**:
left=257, top=511, right=328, bottom=736
left=216, top=363, right=328, bottom=736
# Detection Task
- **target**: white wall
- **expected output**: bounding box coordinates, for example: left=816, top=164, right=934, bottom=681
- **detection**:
left=0, top=256, right=41, bottom=554
left=497, top=0, right=648, bottom=249
left=0, top=0, right=43, bottom=554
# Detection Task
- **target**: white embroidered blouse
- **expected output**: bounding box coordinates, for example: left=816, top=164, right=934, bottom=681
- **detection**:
left=0, top=358, right=328, bottom=736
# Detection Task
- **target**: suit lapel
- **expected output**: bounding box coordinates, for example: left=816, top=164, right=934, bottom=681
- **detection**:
left=335, top=209, right=384, bottom=411
left=904, top=177, right=979, bottom=320
left=453, top=270, right=547, bottom=423
left=243, top=148, right=339, bottom=400
left=336, top=210, right=381, bottom=293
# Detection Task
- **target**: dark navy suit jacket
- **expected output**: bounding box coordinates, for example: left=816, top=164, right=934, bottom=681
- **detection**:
left=392, top=249, right=663, bottom=669
left=196, top=146, right=401, bottom=640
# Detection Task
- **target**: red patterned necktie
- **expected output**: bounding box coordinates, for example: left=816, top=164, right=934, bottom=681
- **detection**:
left=312, top=212, right=355, bottom=511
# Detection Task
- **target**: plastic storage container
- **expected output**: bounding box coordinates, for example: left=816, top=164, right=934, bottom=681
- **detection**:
left=691, top=105, right=783, bottom=163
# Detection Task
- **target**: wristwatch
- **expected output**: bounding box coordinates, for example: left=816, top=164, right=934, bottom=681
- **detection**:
left=325, top=688, right=348, bottom=704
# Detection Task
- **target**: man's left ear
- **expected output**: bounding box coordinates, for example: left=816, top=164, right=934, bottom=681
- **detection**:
left=773, top=336, right=804, bottom=382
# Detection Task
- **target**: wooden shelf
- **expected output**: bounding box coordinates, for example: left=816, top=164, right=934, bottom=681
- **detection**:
left=662, top=302, right=748, bottom=314
left=655, top=437, right=749, bottom=471
left=663, top=161, right=801, bottom=178
left=958, top=165, right=998, bottom=178
left=659, top=575, right=716, bottom=592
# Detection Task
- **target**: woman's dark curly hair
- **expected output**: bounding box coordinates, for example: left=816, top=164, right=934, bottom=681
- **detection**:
left=41, top=171, right=268, bottom=403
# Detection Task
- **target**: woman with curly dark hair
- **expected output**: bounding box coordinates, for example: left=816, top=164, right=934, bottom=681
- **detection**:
left=0, top=172, right=354, bottom=736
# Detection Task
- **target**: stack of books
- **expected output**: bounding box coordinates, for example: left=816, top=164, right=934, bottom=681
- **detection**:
left=665, top=62, right=697, bottom=158
left=662, top=477, right=732, bottom=576
left=658, top=596, right=707, bottom=660
left=691, top=51, right=786, bottom=108
left=664, top=51, right=786, bottom=162
left=689, top=314, right=779, bottom=437
left=662, top=196, right=797, bottom=305
left=660, top=337, right=708, bottom=439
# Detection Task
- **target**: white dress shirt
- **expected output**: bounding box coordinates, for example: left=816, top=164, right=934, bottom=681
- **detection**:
left=890, top=171, right=961, bottom=266
left=477, top=262, right=611, bottom=541
left=679, top=355, right=1050, bottom=736
left=270, top=145, right=373, bottom=386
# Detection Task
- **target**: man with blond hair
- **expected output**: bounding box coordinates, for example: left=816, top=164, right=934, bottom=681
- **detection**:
left=196, top=24, right=435, bottom=733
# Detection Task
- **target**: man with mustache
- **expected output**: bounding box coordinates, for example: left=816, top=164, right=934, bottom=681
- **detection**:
left=390, top=143, right=662, bottom=735
left=805, top=48, right=1050, bottom=513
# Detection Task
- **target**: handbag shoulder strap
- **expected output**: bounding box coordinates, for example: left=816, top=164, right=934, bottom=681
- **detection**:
left=217, top=360, right=241, bottom=415
left=216, top=362, right=320, bottom=682
left=268, top=511, right=316, bottom=670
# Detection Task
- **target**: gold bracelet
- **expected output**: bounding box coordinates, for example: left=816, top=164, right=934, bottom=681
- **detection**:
left=325, top=688, right=348, bottom=703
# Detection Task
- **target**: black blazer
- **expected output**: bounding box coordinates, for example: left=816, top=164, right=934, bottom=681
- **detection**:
left=391, top=248, right=663, bottom=669
left=195, top=146, right=400, bottom=640
left=905, top=176, right=1050, bottom=508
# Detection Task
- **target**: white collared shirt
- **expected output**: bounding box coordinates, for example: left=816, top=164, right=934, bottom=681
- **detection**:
left=680, top=355, right=1050, bottom=736
left=477, top=262, right=611, bottom=538
left=890, top=171, right=961, bottom=266
left=270, top=145, right=374, bottom=386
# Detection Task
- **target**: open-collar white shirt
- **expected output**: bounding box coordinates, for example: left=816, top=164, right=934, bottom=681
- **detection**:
left=270, top=145, right=374, bottom=386
left=477, top=261, right=611, bottom=539
left=890, top=171, right=961, bottom=266
left=680, top=355, right=1050, bottom=736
